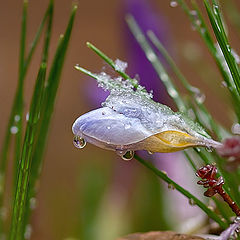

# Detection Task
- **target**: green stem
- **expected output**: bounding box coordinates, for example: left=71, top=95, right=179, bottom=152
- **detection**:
left=134, top=154, right=228, bottom=229
left=9, top=64, right=47, bottom=240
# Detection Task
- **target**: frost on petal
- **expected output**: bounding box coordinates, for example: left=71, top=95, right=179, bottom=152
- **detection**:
left=72, top=86, right=221, bottom=154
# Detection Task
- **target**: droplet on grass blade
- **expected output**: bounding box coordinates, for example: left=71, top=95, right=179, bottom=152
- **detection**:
left=170, top=1, right=178, bottom=7
left=10, top=126, right=18, bottom=134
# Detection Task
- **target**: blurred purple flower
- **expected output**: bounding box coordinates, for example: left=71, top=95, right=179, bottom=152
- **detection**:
left=122, top=0, right=170, bottom=103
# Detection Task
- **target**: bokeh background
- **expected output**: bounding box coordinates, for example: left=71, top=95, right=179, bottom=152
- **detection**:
left=0, top=0, right=240, bottom=239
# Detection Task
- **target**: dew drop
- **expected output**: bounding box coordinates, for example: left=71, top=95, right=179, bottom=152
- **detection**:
left=30, top=197, right=37, bottom=210
left=14, top=115, right=20, bottom=122
left=161, top=171, right=168, bottom=176
left=26, top=112, right=29, bottom=121
left=206, top=146, right=213, bottom=152
left=196, top=147, right=201, bottom=152
left=73, top=136, right=86, bottom=149
left=170, top=1, right=178, bottom=7
left=168, top=88, right=178, bottom=98
left=221, top=81, right=227, bottom=88
left=121, top=151, right=134, bottom=161
left=24, top=224, right=32, bottom=240
left=189, top=198, right=195, bottom=206
left=124, top=124, right=131, bottom=130
left=148, top=151, right=153, bottom=155
left=190, top=87, right=205, bottom=103
left=207, top=205, right=215, bottom=211
left=10, top=126, right=18, bottom=134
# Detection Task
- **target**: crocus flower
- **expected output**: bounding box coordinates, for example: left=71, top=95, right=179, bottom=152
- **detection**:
left=72, top=74, right=221, bottom=159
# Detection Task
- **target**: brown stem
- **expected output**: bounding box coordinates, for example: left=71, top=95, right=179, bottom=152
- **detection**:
left=218, top=187, right=240, bottom=216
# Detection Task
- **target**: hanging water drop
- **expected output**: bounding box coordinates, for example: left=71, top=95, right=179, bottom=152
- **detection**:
left=73, top=136, right=86, bottom=149
left=148, top=150, right=153, bottom=155
left=170, top=1, right=178, bottom=7
left=121, top=151, right=134, bottom=161
left=206, top=146, right=213, bottom=152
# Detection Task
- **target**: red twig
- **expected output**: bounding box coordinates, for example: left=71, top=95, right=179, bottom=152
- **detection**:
left=196, top=164, right=240, bottom=216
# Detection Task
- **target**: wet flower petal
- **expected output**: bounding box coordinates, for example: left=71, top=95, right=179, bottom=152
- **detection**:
left=72, top=90, right=221, bottom=154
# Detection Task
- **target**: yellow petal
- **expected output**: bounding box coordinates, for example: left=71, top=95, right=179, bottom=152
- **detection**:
left=141, top=130, right=202, bottom=153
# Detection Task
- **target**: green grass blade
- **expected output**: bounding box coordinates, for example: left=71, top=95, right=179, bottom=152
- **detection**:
left=125, top=14, right=186, bottom=112
left=0, top=1, right=53, bottom=231
left=24, top=4, right=77, bottom=232
left=86, top=42, right=138, bottom=88
left=134, top=154, right=228, bottom=229
left=147, top=30, right=225, bottom=140
left=22, top=1, right=54, bottom=233
left=177, top=0, right=240, bottom=120
left=9, top=63, right=47, bottom=240
left=0, top=1, right=28, bottom=234
left=204, top=0, right=240, bottom=95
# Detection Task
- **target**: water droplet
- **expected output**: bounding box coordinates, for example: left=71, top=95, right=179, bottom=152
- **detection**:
left=148, top=151, right=153, bottom=155
left=124, top=124, right=131, bottom=130
left=161, top=171, right=168, bottom=176
left=221, top=81, right=227, bottom=88
left=73, top=136, right=86, bottom=149
left=227, top=44, right=231, bottom=52
left=10, top=126, right=18, bottom=134
left=191, top=87, right=205, bottom=104
left=24, top=224, right=32, bottom=239
left=14, top=115, right=20, bottom=122
left=26, top=112, right=29, bottom=121
left=106, top=126, right=111, bottom=130
left=207, top=205, right=215, bottom=211
left=206, top=146, right=213, bottom=152
left=170, top=1, right=178, bottom=7
left=189, top=198, right=195, bottom=206
left=168, top=88, right=178, bottom=98
left=30, top=197, right=37, bottom=210
left=196, top=147, right=201, bottom=152
left=232, top=123, right=240, bottom=135
left=168, top=183, right=175, bottom=190
left=121, top=151, right=134, bottom=161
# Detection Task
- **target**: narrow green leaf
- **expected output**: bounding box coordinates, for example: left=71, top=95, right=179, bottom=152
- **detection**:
left=204, top=0, right=240, bottom=96
left=147, top=30, right=225, bottom=140
left=0, top=1, right=53, bottom=233
left=9, top=63, right=47, bottom=240
left=125, top=14, right=186, bottom=112
left=134, top=154, right=228, bottom=229
left=24, top=4, right=77, bottom=233
left=86, top=42, right=138, bottom=88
